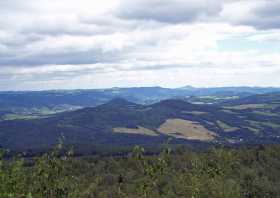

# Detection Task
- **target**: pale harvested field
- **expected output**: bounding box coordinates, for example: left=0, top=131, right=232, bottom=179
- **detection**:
left=216, top=120, right=239, bottom=132
left=158, top=119, right=216, bottom=141
left=113, top=126, right=158, bottom=136
left=224, top=104, right=267, bottom=110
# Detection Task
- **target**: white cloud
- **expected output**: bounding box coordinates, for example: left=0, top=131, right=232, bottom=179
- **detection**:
left=0, top=0, right=280, bottom=90
left=248, top=32, right=280, bottom=42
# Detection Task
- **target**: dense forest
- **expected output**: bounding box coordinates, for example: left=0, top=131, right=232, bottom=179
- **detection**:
left=1, top=144, right=280, bottom=198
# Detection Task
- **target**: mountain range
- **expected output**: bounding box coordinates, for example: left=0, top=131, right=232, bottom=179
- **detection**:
left=1, top=86, right=280, bottom=108
left=1, top=90, right=280, bottom=152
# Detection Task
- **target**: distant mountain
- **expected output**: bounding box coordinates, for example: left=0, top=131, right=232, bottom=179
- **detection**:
left=1, top=86, right=280, bottom=111
left=1, top=95, right=280, bottom=152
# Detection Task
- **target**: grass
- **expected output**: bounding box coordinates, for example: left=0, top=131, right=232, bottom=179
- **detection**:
left=221, top=109, right=238, bottom=114
left=225, top=104, right=279, bottom=110
left=2, top=114, right=40, bottom=120
left=225, top=104, right=267, bottom=110
left=1, top=106, right=83, bottom=121
left=198, top=96, right=239, bottom=100
left=157, top=118, right=216, bottom=141
left=244, top=127, right=261, bottom=134
left=246, top=120, right=280, bottom=130
left=261, top=122, right=280, bottom=129
left=113, top=126, right=159, bottom=136
left=181, top=111, right=208, bottom=115
left=246, top=120, right=263, bottom=128
left=216, top=121, right=239, bottom=132
left=253, top=111, right=279, bottom=117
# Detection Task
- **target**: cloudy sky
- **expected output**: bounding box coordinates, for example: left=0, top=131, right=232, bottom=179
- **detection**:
left=0, top=0, right=280, bottom=90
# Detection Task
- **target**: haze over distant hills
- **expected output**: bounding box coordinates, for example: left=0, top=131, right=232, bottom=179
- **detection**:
left=1, top=86, right=280, bottom=108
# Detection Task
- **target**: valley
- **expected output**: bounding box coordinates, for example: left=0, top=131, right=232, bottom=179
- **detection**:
left=0, top=87, right=280, bottom=153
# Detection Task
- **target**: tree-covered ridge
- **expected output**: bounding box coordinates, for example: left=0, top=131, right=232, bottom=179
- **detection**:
left=1, top=94, right=280, bottom=151
left=1, top=144, right=280, bottom=198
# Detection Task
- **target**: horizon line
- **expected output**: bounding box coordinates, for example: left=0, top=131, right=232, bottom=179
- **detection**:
left=1, top=85, right=280, bottom=92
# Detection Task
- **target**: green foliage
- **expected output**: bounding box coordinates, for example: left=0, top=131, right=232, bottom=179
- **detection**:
left=0, top=142, right=77, bottom=198
left=1, top=145, right=280, bottom=197
left=29, top=145, right=77, bottom=198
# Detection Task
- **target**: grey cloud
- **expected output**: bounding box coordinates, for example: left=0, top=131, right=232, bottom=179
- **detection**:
left=234, top=1, right=280, bottom=29
left=256, top=2, right=280, bottom=18
left=253, top=2, right=280, bottom=29
left=0, top=34, right=43, bottom=48
left=19, top=20, right=116, bottom=37
left=0, top=49, right=119, bottom=67
left=116, top=0, right=222, bottom=24
left=115, top=63, right=201, bottom=72
left=250, top=18, right=280, bottom=30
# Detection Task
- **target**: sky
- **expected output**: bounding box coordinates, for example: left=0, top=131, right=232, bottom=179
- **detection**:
left=0, top=0, right=280, bottom=90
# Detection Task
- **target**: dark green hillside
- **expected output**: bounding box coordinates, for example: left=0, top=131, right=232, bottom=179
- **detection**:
left=1, top=96, right=280, bottom=152
left=221, top=92, right=280, bottom=106
left=1, top=87, right=280, bottom=120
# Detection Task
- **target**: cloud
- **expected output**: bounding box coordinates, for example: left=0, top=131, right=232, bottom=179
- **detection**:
left=0, top=0, right=280, bottom=90
left=221, top=0, right=280, bottom=30
left=248, top=32, right=280, bottom=42
left=252, top=1, right=280, bottom=29
left=116, top=0, right=222, bottom=23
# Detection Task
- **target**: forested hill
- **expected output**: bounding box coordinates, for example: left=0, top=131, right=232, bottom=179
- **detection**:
left=1, top=94, right=280, bottom=152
